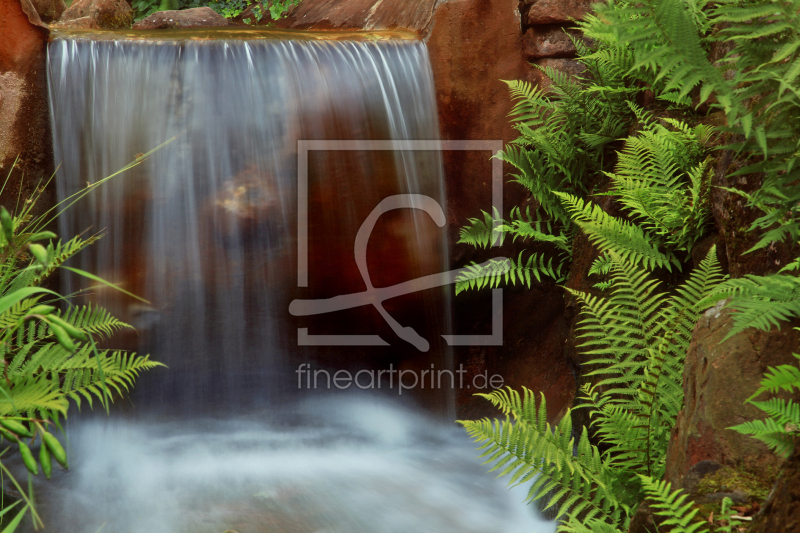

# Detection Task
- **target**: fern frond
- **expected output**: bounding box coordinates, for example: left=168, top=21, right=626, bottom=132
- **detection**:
left=702, top=273, right=800, bottom=339
left=556, top=192, right=679, bottom=272
left=455, top=252, right=567, bottom=295
left=458, top=208, right=503, bottom=248
left=638, top=475, right=708, bottom=533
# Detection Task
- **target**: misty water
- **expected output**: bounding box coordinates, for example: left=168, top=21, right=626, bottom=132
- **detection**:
left=37, top=30, right=555, bottom=532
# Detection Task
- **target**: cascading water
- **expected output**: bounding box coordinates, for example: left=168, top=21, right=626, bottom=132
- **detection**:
left=35, top=29, right=555, bottom=532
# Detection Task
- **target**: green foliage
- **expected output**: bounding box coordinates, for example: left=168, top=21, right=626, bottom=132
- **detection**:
left=459, top=249, right=725, bottom=531
left=638, top=475, right=708, bottom=533
left=461, top=390, right=633, bottom=532
left=556, top=192, right=680, bottom=272
left=455, top=10, right=712, bottom=294
left=603, top=0, right=800, bottom=250
left=605, top=111, right=713, bottom=253
left=730, top=349, right=800, bottom=458
left=455, top=252, right=567, bottom=295
left=132, top=0, right=300, bottom=23
left=0, top=169, right=162, bottom=529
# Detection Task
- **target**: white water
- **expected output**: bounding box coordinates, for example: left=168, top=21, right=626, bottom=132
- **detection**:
left=38, top=398, right=555, bottom=533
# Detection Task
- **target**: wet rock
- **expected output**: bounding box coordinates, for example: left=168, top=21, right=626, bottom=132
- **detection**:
left=525, top=0, right=593, bottom=25
left=29, top=0, right=64, bottom=22
left=50, top=15, right=98, bottom=28
left=133, top=7, right=231, bottom=29
left=60, top=0, right=132, bottom=28
left=522, top=25, right=581, bottom=59
left=664, top=304, right=800, bottom=491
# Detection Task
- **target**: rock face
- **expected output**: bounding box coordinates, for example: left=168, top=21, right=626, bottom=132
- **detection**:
left=60, top=0, right=132, bottom=28
left=749, top=438, right=800, bottom=533
left=524, top=0, right=593, bottom=25
left=664, top=302, right=800, bottom=491
left=0, top=0, right=54, bottom=217
left=28, top=0, right=63, bottom=22
left=133, top=7, right=231, bottom=29
left=709, top=150, right=799, bottom=278
left=523, top=25, right=580, bottom=58
left=277, top=0, right=437, bottom=33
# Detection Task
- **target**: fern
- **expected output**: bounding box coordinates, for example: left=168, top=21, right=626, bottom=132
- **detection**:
left=462, top=249, right=724, bottom=531
left=0, top=166, right=161, bottom=529
left=639, top=475, right=709, bottom=533
left=458, top=208, right=503, bottom=249
left=730, top=351, right=800, bottom=458
left=455, top=252, right=567, bottom=295
left=573, top=248, right=724, bottom=479
left=702, top=271, right=800, bottom=339
left=606, top=113, right=712, bottom=252
left=460, top=390, right=632, bottom=531
left=556, top=192, right=680, bottom=272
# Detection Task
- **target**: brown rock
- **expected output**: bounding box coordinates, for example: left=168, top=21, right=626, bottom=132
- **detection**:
left=749, top=438, right=800, bottom=533
left=59, top=0, right=89, bottom=20
left=526, top=0, right=593, bottom=25
left=90, top=0, right=131, bottom=28
left=133, top=7, right=231, bottom=29
left=50, top=14, right=98, bottom=28
left=28, top=0, right=63, bottom=22
left=61, top=0, right=131, bottom=28
left=277, top=0, right=436, bottom=34
left=522, top=25, right=580, bottom=59
left=0, top=0, right=54, bottom=224
left=664, top=303, right=800, bottom=491
left=709, top=150, right=800, bottom=278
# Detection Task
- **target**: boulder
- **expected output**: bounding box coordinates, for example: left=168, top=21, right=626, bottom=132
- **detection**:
left=133, top=7, right=231, bottom=29
left=664, top=302, right=800, bottom=492
left=50, top=14, right=99, bottom=28
left=522, top=25, right=581, bottom=59
left=58, top=0, right=89, bottom=20
left=60, top=0, right=132, bottom=28
left=28, top=0, right=63, bottom=22
left=0, top=0, right=54, bottom=218
left=525, top=0, right=593, bottom=25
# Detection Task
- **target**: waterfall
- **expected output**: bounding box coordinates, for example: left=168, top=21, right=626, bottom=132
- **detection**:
left=49, top=33, right=452, bottom=414
left=38, top=30, right=553, bottom=533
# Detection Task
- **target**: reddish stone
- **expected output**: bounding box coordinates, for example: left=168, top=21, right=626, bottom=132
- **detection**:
left=277, top=0, right=436, bottom=34
left=526, top=0, right=593, bottom=25
left=664, top=303, right=800, bottom=490
left=522, top=25, right=581, bottom=59
left=0, top=0, right=54, bottom=218
left=59, top=0, right=89, bottom=20
left=28, top=0, right=63, bottom=22
left=133, top=7, right=231, bottom=29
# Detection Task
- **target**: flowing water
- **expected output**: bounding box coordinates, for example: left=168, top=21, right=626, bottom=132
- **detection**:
left=38, top=29, right=554, bottom=532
